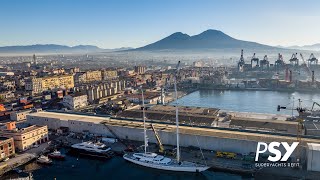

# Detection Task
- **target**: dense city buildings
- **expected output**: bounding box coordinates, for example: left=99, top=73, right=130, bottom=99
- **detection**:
left=134, top=66, right=146, bottom=74
left=102, top=69, right=118, bottom=80
left=75, top=70, right=102, bottom=84
left=25, top=75, right=74, bottom=95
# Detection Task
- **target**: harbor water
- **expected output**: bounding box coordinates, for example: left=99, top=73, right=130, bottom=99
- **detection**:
left=171, top=90, right=320, bottom=115
left=3, top=149, right=251, bottom=180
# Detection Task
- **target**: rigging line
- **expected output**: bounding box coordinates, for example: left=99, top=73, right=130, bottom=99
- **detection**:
left=186, top=113, right=207, bottom=166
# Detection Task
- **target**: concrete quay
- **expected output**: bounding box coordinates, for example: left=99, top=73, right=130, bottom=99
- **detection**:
left=0, top=142, right=49, bottom=176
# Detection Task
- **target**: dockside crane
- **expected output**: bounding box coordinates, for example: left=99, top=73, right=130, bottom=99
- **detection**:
left=311, top=102, right=320, bottom=111
left=150, top=123, right=175, bottom=156
left=251, top=53, right=259, bottom=68
left=260, top=55, right=269, bottom=69
left=275, top=53, right=285, bottom=71
left=238, top=49, right=245, bottom=72
left=289, top=53, right=299, bottom=67
left=308, top=53, right=318, bottom=67
left=277, top=99, right=304, bottom=163
left=151, top=123, right=165, bottom=153
left=299, top=53, right=312, bottom=80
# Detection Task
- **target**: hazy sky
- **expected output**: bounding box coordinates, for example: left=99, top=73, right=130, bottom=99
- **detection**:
left=1, top=0, right=320, bottom=48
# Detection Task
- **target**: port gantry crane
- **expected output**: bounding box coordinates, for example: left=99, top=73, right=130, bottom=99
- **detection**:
left=250, top=53, right=259, bottom=68
left=289, top=53, right=299, bottom=67
left=275, top=53, right=285, bottom=71
left=238, top=49, right=245, bottom=72
left=308, top=53, right=318, bottom=67
left=260, top=55, right=270, bottom=70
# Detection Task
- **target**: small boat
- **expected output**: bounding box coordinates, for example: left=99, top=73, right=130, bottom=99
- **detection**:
left=48, top=150, right=65, bottom=160
left=36, top=155, right=52, bottom=164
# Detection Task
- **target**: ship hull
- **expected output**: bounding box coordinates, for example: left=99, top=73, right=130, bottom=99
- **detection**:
left=123, top=154, right=209, bottom=172
left=69, top=147, right=112, bottom=159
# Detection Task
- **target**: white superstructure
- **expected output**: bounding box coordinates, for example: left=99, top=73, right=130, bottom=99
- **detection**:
left=71, top=141, right=111, bottom=153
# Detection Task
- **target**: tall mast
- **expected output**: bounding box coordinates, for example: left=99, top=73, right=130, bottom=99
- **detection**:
left=174, top=61, right=181, bottom=162
left=141, top=87, right=147, bottom=154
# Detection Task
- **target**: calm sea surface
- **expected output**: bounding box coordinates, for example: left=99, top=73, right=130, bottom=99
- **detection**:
left=4, top=151, right=251, bottom=180
left=171, top=90, right=320, bottom=115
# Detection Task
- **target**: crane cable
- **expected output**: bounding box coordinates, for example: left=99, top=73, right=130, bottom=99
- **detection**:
left=186, top=114, right=207, bottom=166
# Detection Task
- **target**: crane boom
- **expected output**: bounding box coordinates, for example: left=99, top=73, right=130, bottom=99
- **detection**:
left=151, top=123, right=164, bottom=152
left=312, top=102, right=320, bottom=111
left=300, top=53, right=312, bottom=79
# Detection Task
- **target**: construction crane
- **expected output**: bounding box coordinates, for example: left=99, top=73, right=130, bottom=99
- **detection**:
left=150, top=123, right=176, bottom=156
left=238, top=49, right=245, bottom=72
left=308, top=53, right=318, bottom=67
left=251, top=53, right=259, bottom=68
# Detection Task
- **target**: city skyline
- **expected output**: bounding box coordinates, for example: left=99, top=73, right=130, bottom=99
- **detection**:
left=1, top=0, right=320, bottom=48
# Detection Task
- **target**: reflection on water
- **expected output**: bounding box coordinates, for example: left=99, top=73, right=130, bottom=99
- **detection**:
left=172, top=90, right=320, bottom=115
left=24, top=161, right=42, bottom=172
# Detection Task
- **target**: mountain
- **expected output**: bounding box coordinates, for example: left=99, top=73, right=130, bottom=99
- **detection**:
left=0, top=44, right=104, bottom=54
left=0, top=44, right=134, bottom=54
left=135, top=29, right=279, bottom=51
left=286, top=44, right=320, bottom=51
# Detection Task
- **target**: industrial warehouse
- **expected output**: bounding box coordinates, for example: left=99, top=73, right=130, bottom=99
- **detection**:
left=24, top=107, right=320, bottom=173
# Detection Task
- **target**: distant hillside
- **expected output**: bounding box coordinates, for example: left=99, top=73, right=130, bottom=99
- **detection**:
left=0, top=44, right=103, bottom=54
left=134, top=29, right=279, bottom=51
left=286, top=44, right=320, bottom=51
left=0, top=44, right=134, bottom=54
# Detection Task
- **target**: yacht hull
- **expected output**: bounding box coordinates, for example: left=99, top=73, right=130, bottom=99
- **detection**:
left=123, top=154, right=209, bottom=172
left=69, top=147, right=112, bottom=159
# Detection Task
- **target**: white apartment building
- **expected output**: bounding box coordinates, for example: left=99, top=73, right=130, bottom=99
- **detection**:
left=63, top=94, right=88, bottom=110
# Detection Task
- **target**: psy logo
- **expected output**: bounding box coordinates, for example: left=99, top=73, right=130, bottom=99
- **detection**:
left=255, top=142, right=299, bottom=162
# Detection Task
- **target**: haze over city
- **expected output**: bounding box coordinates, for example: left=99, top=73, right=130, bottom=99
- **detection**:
left=1, top=0, right=320, bottom=48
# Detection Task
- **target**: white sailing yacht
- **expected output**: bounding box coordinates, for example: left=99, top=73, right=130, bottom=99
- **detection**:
left=123, top=61, right=210, bottom=172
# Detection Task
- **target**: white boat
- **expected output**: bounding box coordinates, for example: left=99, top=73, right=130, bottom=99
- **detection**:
left=123, top=61, right=210, bottom=172
left=123, top=152, right=209, bottom=172
left=70, top=141, right=112, bottom=158
left=48, top=150, right=65, bottom=159
left=37, top=155, right=52, bottom=164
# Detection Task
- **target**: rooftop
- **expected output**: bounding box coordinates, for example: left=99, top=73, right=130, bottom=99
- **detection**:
left=0, top=125, right=46, bottom=134
left=230, top=117, right=298, bottom=133
left=102, top=119, right=320, bottom=145
left=116, top=105, right=219, bottom=126
left=28, top=111, right=108, bottom=124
